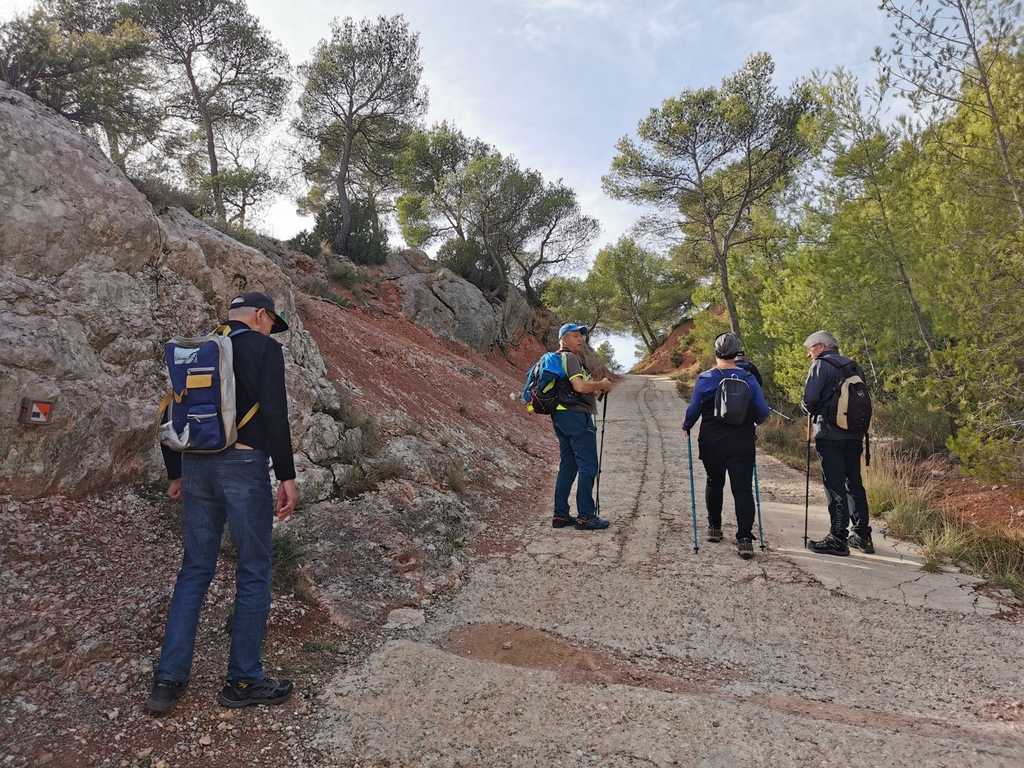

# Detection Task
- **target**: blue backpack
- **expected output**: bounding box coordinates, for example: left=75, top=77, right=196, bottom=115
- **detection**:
left=157, top=326, right=259, bottom=452
left=522, top=352, right=579, bottom=414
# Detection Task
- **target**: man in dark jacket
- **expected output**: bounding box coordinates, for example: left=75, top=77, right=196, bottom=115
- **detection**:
left=801, top=330, right=873, bottom=556
left=149, top=291, right=297, bottom=713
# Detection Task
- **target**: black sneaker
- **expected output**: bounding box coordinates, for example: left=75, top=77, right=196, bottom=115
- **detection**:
left=552, top=514, right=576, bottom=529
left=575, top=515, right=610, bottom=530
left=147, top=680, right=188, bottom=713
left=217, top=677, right=294, bottom=708
left=807, top=534, right=850, bottom=557
left=707, top=527, right=724, bottom=542
left=849, top=532, right=875, bottom=554
left=737, top=539, right=754, bottom=559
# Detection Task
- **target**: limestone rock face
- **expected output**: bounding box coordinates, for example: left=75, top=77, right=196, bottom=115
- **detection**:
left=0, top=82, right=343, bottom=499
left=395, top=269, right=498, bottom=356
left=383, top=248, right=544, bottom=355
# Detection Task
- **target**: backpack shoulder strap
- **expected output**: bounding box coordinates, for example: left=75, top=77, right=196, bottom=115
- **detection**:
left=212, top=324, right=254, bottom=338
left=217, top=324, right=260, bottom=426
left=819, top=355, right=856, bottom=375
left=718, top=368, right=749, bottom=381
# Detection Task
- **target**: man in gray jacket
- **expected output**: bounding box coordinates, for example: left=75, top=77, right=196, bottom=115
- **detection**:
left=801, top=331, right=873, bottom=556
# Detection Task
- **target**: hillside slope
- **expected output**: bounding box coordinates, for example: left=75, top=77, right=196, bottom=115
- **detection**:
left=0, top=271, right=566, bottom=767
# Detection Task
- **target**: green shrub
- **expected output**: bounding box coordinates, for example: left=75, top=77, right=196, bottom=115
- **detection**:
left=437, top=238, right=503, bottom=297
left=865, top=447, right=1024, bottom=596
left=130, top=175, right=205, bottom=213
left=873, top=391, right=950, bottom=458
left=271, top=527, right=306, bottom=594
left=329, top=261, right=361, bottom=289
left=302, top=279, right=350, bottom=308
left=289, top=230, right=325, bottom=257
left=339, top=457, right=404, bottom=499
left=757, top=416, right=810, bottom=472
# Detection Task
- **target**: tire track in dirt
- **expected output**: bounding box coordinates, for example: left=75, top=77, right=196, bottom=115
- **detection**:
left=617, top=376, right=666, bottom=567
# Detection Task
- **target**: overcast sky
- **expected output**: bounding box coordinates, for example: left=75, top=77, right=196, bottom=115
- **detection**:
left=242, top=0, right=894, bottom=245
left=1, top=0, right=898, bottom=364
left=245, top=0, right=895, bottom=363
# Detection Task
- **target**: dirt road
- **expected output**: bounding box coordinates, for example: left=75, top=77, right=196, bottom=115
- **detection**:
left=311, top=375, right=1024, bottom=766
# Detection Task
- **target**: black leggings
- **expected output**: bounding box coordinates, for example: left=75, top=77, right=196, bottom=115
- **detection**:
left=699, top=440, right=756, bottom=541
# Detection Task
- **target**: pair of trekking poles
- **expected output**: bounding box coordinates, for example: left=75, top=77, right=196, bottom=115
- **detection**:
left=685, top=429, right=766, bottom=555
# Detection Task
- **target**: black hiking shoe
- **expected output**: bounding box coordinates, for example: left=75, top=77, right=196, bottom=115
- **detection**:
left=217, top=677, right=294, bottom=708
left=707, top=527, right=724, bottom=542
left=575, top=515, right=610, bottom=530
left=738, top=539, right=755, bottom=559
left=849, top=532, right=875, bottom=554
left=147, top=680, right=188, bottom=714
left=807, top=534, right=850, bottom=557
left=552, top=514, right=576, bottom=529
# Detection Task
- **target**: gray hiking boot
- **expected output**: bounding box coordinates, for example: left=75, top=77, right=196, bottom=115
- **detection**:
left=707, top=527, right=724, bottom=542
left=147, top=680, right=188, bottom=714
left=217, top=677, right=293, bottom=708
left=849, top=531, right=875, bottom=554
left=738, top=539, right=755, bottom=559
left=807, top=534, right=850, bottom=557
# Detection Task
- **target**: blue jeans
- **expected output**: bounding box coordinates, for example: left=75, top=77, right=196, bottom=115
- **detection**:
left=551, top=409, right=599, bottom=519
left=154, top=446, right=274, bottom=684
left=816, top=439, right=871, bottom=540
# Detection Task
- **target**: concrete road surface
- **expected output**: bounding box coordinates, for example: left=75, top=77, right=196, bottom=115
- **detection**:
left=310, top=374, right=1024, bottom=767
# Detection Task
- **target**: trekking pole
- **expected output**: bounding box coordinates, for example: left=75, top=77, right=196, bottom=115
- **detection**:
left=753, top=460, right=765, bottom=551
left=686, top=431, right=699, bottom=554
left=803, top=415, right=812, bottom=548
left=595, top=392, right=608, bottom=516
left=770, top=407, right=794, bottom=422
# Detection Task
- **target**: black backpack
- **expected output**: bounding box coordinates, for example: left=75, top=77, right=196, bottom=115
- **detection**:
left=712, top=370, right=751, bottom=425
left=821, top=356, right=872, bottom=434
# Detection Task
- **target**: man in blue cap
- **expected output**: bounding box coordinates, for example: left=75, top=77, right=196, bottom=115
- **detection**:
left=550, top=323, right=614, bottom=530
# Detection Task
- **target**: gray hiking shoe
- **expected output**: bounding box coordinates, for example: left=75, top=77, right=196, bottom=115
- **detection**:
left=738, top=539, right=755, bottom=559
left=707, top=527, right=724, bottom=542
left=217, top=677, right=293, bottom=708
left=807, top=534, right=850, bottom=557
left=147, top=680, right=188, bottom=714
left=849, top=531, right=875, bottom=554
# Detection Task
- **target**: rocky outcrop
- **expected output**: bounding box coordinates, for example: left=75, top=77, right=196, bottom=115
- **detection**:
left=380, top=249, right=549, bottom=355
left=0, top=82, right=348, bottom=500
left=0, top=79, right=569, bottom=501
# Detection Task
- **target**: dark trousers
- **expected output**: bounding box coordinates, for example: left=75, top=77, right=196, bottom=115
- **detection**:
left=816, top=439, right=871, bottom=540
left=700, top=440, right=756, bottom=541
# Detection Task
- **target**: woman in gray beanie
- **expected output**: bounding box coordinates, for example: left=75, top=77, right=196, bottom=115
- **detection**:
left=682, top=333, right=770, bottom=558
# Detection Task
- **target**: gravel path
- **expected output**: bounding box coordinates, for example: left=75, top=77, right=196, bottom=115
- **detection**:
left=311, top=375, right=1024, bottom=767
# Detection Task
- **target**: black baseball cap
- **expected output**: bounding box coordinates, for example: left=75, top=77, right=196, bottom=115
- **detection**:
left=230, top=291, right=289, bottom=333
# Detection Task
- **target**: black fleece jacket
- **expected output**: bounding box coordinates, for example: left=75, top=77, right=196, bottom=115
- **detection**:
left=801, top=349, right=866, bottom=441
left=162, top=320, right=296, bottom=481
